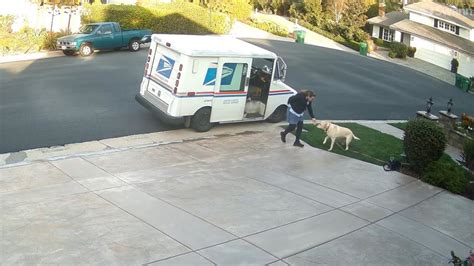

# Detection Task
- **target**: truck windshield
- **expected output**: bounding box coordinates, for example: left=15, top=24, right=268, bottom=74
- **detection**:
left=80, top=25, right=99, bottom=34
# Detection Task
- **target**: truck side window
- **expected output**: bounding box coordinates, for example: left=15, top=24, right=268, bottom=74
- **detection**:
left=219, top=63, right=248, bottom=92
left=113, top=23, right=120, bottom=32
left=99, top=25, right=112, bottom=35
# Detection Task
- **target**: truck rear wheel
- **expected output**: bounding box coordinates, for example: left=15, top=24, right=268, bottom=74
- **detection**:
left=79, top=43, right=93, bottom=57
left=129, top=39, right=140, bottom=52
left=191, top=107, right=213, bottom=132
left=266, top=105, right=287, bottom=123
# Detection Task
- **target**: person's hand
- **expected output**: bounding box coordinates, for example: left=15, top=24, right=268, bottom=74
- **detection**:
left=311, top=118, right=317, bottom=125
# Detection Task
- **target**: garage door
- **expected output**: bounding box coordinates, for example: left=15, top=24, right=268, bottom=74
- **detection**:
left=415, top=47, right=451, bottom=71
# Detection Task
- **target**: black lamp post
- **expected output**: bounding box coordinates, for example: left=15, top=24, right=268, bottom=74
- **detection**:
left=447, top=98, right=454, bottom=114
left=426, top=97, right=434, bottom=114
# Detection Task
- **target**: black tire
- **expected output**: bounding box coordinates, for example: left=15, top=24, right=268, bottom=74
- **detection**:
left=266, top=105, right=287, bottom=123
left=129, top=39, right=140, bottom=52
left=79, top=43, right=93, bottom=57
left=62, top=50, right=75, bottom=56
left=191, top=107, right=213, bottom=132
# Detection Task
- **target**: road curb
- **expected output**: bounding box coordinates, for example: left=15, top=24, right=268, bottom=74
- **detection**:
left=0, top=120, right=408, bottom=168
left=0, top=50, right=64, bottom=64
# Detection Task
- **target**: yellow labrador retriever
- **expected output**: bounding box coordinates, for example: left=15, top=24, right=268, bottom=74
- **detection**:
left=317, top=121, right=360, bottom=151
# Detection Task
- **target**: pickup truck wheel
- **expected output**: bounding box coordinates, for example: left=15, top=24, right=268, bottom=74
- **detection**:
left=79, top=43, right=93, bottom=57
left=129, top=39, right=140, bottom=52
left=191, top=107, right=213, bottom=132
left=266, top=105, right=287, bottom=123
left=62, top=50, right=75, bottom=56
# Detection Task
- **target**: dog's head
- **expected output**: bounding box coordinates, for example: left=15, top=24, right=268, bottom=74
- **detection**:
left=317, top=121, right=331, bottom=131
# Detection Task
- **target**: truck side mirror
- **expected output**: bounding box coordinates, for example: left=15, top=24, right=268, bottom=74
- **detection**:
left=276, top=57, right=287, bottom=82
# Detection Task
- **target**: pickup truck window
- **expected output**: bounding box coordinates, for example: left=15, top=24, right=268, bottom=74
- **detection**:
left=80, top=24, right=99, bottom=34
left=98, top=24, right=112, bottom=35
left=113, top=23, right=120, bottom=32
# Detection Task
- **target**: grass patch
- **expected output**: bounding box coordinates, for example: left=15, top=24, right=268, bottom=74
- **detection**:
left=389, top=122, right=407, bottom=131
left=299, top=123, right=404, bottom=166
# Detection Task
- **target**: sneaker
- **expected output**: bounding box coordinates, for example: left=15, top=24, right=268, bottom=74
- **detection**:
left=280, top=132, right=286, bottom=143
left=293, top=142, right=304, bottom=148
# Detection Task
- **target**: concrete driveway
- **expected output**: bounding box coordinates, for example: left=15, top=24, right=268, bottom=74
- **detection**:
left=1, top=125, right=472, bottom=265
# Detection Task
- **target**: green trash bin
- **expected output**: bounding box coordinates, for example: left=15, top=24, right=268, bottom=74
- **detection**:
left=294, top=30, right=306, bottom=44
left=359, top=42, right=368, bottom=56
left=455, top=74, right=471, bottom=92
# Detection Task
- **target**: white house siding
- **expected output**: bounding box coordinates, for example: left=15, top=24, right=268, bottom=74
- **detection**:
left=372, top=25, right=380, bottom=38
left=394, top=31, right=402, bottom=42
left=458, top=27, right=471, bottom=40
left=412, top=36, right=474, bottom=77
left=470, top=29, right=474, bottom=42
left=409, top=12, right=435, bottom=27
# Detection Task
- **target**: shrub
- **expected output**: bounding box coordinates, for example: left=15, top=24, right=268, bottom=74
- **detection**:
left=404, top=119, right=447, bottom=173
left=247, top=18, right=289, bottom=37
left=82, top=2, right=230, bottom=35
left=423, top=157, right=469, bottom=194
left=208, top=0, right=252, bottom=21
left=407, top=47, right=416, bottom=57
left=41, top=30, right=69, bottom=50
left=374, top=38, right=384, bottom=46
left=463, top=139, right=474, bottom=170
left=388, top=51, right=396, bottom=58
left=0, top=15, right=14, bottom=33
left=390, top=42, right=408, bottom=58
left=345, top=40, right=360, bottom=51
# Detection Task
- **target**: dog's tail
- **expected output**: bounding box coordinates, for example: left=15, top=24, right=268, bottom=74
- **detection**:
left=352, top=134, right=360, bottom=140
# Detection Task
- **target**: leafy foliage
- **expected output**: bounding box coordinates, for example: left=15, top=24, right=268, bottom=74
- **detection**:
left=247, top=18, right=289, bottom=37
left=423, top=155, right=469, bottom=194
left=390, top=42, right=408, bottom=58
left=81, top=2, right=230, bottom=35
left=403, top=119, right=447, bottom=173
left=462, top=139, right=474, bottom=170
left=207, top=0, right=252, bottom=21
left=0, top=15, right=14, bottom=34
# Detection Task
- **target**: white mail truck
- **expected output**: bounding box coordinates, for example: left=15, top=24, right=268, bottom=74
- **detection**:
left=135, top=34, right=297, bottom=132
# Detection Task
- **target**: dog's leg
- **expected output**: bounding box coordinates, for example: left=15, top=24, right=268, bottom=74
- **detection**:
left=345, top=135, right=353, bottom=150
left=323, top=136, right=328, bottom=144
left=329, top=138, right=335, bottom=151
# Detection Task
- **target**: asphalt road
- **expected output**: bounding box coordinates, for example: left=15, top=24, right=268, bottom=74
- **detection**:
left=1, top=40, right=473, bottom=153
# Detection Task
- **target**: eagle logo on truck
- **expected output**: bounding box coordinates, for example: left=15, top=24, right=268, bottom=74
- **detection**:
left=156, top=55, right=175, bottom=79
left=203, top=63, right=236, bottom=86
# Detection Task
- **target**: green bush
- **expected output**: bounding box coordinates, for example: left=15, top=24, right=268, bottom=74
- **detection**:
left=373, top=38, right=392, bottom=48
left=390, top=42, right=408, bottom=58
left=423, top=157, right=469, bottom=194
left=41, top=30, right=70, bottom=50
left=463, top=139, right=474, bottom=170
left=345, top=40, right=360, bottom=51
left=247, top=18, right=288, bottom=37
left=388, top=51, right=396, bottom=58
left=407, top=47, right=416, bottom=57
left=404, top=119, right=447, bottom=173
left=208, top=0, right=252, bottom=21
left=0, top=15, right=14, bottom=33
left=0, top=27, right=47, bottom=55
left=82, top=2, right=230, bottom=35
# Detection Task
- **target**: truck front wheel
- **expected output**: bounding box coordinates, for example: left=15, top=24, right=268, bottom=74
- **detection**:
left=266, top=105, right=287, bottom=123
left=129, top=39, right=140, bottom=52
left=191, top=107, right=213, bottom=132
left=79, top=43, right=93, bottom=57
left=63, top=50, right=75, bottom=56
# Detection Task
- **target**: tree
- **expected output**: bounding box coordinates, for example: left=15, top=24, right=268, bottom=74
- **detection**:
left=302, top=0, right=323, bottom=26
left=323, top=0, right=345, bottom=23
left=341, top=0, right=367, bottom=28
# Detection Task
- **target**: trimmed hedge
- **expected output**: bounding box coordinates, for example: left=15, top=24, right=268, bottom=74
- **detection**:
left=247, top=18, right=289, bottom=37
left=82, top=2, right=230, bottom=35
left=423, top=156, right=469, bottom=194
left=403, top=119, right=447, bottom=173
left=208, top=0, right=252, bottom=21
left=390, top=42, right=408, bottom=58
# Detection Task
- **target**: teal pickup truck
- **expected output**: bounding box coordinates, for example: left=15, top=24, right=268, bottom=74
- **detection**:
left=57, top=22, right=152, bottom=56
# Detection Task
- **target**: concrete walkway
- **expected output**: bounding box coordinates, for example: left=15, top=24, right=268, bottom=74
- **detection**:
left=369, top=48, right=456, bottom=85
left=1, top=123, right=472, bottom=265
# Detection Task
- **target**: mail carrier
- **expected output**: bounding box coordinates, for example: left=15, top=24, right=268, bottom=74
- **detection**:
left=135, top=34, right=297, bottom=132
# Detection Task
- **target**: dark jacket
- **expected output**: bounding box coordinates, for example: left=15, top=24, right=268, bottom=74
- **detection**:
left=288, top=92, right=315, bottom=118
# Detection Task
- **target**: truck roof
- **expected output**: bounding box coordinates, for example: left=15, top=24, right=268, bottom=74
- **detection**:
left=151, top=34, right=278, bottom=59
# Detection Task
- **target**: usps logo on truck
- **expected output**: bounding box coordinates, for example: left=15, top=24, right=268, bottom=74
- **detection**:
left=156, top=55, right=175, bottom=79
left=203, top=63, right=236, bottom=86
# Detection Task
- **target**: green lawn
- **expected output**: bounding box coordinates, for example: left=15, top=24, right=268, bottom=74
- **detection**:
left=299, top=123, right=404, bottom=166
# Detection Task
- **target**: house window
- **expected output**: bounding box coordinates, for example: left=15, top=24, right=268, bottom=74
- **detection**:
left=383, top=28, right=394, bottom=42
left=438, top=21, right=456, bottom=34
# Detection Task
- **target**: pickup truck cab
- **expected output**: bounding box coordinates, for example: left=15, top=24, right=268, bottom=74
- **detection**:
left=57, top=22, right=152, bottom=56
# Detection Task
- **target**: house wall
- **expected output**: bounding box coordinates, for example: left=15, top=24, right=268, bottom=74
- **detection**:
left=470, top=29, right=474, bottom=42
left=411, top=36, right=473, bottom=77
left=402, top=33, right=411, bottom=46
left=458, top=27, right=471, bottom=40
left=409, top=12, right=434, bottom=27
left=372, top=25, right=380, bottom=38
left=394, top=30, right=402, bottom=42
